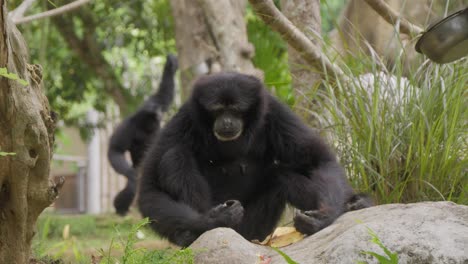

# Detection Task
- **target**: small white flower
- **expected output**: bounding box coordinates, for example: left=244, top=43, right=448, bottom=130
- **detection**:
left=136, top=230, right=145, bottom=239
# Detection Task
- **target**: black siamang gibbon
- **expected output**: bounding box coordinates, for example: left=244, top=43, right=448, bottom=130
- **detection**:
left=108, top=54, right=178, bottom=216
left=138, top=72, right=372, bottom=246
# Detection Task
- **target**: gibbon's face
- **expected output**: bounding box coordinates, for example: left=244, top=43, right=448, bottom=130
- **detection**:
left=193, top=73, right=263, bottom=142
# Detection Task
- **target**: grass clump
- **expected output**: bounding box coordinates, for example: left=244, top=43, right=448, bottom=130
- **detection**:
left=32, top=213, right=192, bottom=264
left=317, top=57, right=467, bottom=204
left=35, top=214, right=97, bottom=239
left=98, top=218, right=194, bottom=264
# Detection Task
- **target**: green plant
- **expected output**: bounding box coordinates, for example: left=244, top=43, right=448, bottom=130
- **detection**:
left=357, top=227, right=398, bottom=264
left=47, top=237, right=86, bottom=263
left=318, top=56, right=467, bottom=204
left=320, top=0, right=347, bottom=33
left=32, top=213, right=171, bottom=263
left=0, top=151, right=16, bottom=156
left=36, top=214, right=97, bottom=239
left=33, top=215, right=87, bottom=263
left=0, top=67, right=28, bottom=86
left=141, top=248, right=195, bottom=264
left=271, top=247, right=299, bottom=264
left=98, top=218, right=195, bottom=264
left=33, top=216, right=52, bottom=257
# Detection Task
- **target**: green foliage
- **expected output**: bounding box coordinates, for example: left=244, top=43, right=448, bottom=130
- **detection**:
left=33, top=215, right=88, bottom=263
left=271, top=247, right=299, bottom=264
left=0, top=151, right=16, bottom=156
left=357, top=227, right=398, bottom=264
left=13, top=0, right=176, bottom=129
left=98, top=218, right=195, bottom=264
left=320, top=0, right=347, bottom=33
left=33, top=213, right=194, bottom=263
left=98, top=218, right=149, bottom=263
left=0, top=67, right=28, bottom=86
left=36, top=214, right=97, bottom=239
left=33, top=216, right=52, bottom=257
left=319, top=55, right=467, bottom=204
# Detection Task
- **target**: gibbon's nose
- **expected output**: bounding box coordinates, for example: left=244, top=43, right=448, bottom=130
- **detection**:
left=223, top=119, right=233, bottom=129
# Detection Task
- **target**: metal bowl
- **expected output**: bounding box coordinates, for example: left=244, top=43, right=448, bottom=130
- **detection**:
left=415, top=7, right=468, bottom=64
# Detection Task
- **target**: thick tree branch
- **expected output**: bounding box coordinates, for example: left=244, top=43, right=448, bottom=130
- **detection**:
left=9, top=0, right=37, bottom=21
left=248, top=0, right=346, bottom=81
left=363, top=0, right=423, bottom=36
left=13, top=0, right=91, bottom=25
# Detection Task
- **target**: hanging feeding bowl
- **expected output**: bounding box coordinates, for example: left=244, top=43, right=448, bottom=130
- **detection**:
left=415, top=7, right=468, bottom=64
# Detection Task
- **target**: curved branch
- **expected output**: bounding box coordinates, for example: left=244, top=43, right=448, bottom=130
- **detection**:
left=9, top=0, right=37, bottom=21
left=363, top=0, right=423, bottom=36
left=13, top=0, right=91, bottom=25
left=248, top=0, right=346, bottom=81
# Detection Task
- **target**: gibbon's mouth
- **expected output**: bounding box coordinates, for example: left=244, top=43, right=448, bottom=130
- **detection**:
left=214, top=130, right=242, bottom=141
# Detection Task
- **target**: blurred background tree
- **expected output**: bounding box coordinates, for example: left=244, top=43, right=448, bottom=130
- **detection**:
left=11, top=0, right=177, bottom=132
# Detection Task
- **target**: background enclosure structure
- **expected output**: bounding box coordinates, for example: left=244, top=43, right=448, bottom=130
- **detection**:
left=51, top=122, right=127, bottom=214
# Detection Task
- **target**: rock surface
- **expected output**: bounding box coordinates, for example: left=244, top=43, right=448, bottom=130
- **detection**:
left=190, top=202, right=468, bottom=264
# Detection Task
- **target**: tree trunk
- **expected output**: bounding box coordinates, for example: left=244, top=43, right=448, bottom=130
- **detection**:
left=0, top=2, right=59, bottom=263
left=170, top=0, right=217, bottom=99
left=198, top=0, right=260, bottom=76
left=170, top=0, right=262, bottom=98
left=280, top=0, right=321, bottom=113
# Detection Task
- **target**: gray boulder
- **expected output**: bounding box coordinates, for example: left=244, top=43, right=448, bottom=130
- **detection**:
left=190, top=202, right=468, bottom=264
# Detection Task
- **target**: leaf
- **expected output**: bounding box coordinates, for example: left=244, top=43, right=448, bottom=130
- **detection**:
left=253, top=227, right=304, bottom=248
left=271, top=247, right=299, bottom=264
left=17, top=79, right=29, bottom=86
left=360, top=227, right=399, bottom=264
left=268, top=227, right=304, bottom=248
left=0, top=152, right=16, bottom=157
left=0, top=67, right=28, bottom=86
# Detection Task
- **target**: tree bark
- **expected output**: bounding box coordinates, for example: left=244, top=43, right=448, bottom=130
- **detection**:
left=198, top=0, right=260, bottom=76
left=170, top=0, right=262, bottom=98
left=248, top=0, right=345, bottom=81
left=170, top=0, right=217, bottom=98
left=0, top=2, right=59, bottom=263
left=279, top=0, right=322, bottom=123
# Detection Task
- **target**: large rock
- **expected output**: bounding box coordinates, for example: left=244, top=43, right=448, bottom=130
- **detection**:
left=190, top=202, right=468, bottom=264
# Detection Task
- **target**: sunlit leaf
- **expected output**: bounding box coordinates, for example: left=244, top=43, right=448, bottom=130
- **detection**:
left=0, top=67, right=28, bottom=86
left=0, top=152, right=16, bottom=157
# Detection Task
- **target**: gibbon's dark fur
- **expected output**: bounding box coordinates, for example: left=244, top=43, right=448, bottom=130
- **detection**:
left=108, top=54, right=178, bottom=216
left=138, top=72, right=372, bottom=246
